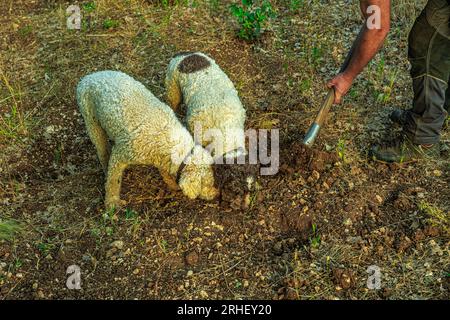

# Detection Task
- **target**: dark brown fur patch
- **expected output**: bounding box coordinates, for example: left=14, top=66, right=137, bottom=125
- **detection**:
left=178, top=54, right=211, bottom=74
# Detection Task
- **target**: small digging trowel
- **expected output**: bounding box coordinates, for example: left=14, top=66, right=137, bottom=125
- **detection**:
left=302, top=45, right=355, bottom=147
left=302, top=87, right=335, bottom=147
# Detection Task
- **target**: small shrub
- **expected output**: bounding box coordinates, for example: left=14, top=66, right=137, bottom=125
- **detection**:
left=103, top=18, right=120, bottom=29
left=336, top=138, right=346, bottom=162
left=230, top=0, right=275, bottom=41
left=82, top=1, right=96, bottom=13
left=418, top=201, right=448, bottom=234
left=309, top=223, right=321, bottom=248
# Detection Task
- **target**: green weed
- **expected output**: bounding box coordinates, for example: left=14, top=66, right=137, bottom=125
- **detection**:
left=418, top=201, right=449, bottom=234
left=103, top=18, right=120, bottom=29
left=230, top=0, right=275, bottom=41
left=309, top=223, right=321, bottom=248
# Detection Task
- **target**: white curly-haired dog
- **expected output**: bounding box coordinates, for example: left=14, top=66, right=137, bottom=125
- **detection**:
left=165, top=52, right=246, bottom=161
left=77, top=71, right=218, bottom=209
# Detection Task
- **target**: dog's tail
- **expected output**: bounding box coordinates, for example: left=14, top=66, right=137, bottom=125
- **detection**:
left=76, top=78, right=111, bottom=172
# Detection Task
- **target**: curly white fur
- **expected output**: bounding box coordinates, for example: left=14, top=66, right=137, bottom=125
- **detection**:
left=165, top=52, right=246, bottom=160
left=77, top=71, right=218, bottom=209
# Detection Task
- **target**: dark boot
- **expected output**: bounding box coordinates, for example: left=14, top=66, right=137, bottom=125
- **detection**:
left=390, top=109, right=409, bottom=126
left=370, top=136, right=440, bottom=163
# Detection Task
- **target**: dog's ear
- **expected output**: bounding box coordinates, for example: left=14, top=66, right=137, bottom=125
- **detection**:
left=199, top=168, right=219, bottom=200
left=178, top=172, right=201, bottom=200
left=200, top=185, right=219, bottom=201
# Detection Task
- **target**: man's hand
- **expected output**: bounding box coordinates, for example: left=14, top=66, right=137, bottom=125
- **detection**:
left=327, top=72, right=354, bottom=104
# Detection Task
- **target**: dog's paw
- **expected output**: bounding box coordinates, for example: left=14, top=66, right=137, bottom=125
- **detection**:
left=105, top=198, right=127, bottom=211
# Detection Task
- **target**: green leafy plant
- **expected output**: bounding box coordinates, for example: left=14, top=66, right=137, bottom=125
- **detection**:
left=125, top=208, right=138, bottom=220
left=418, top=201, right=448, bottom=234
left=336, top=138, right=346, bottom=162
left=230, top=0, right=275, bottom=41
left=309, top=223, right=321, bottom=248
left=82, top=1, right=96, bottom=13
left=103, top=18, right=119, bottom=29
left=37, top=241, right=56, bottom=255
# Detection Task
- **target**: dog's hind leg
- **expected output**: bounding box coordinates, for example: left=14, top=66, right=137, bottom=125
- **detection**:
left=78, top=91, right=111, bottom=173
left=165, top=67, right=182, bottom=111
left=105, top=145, right=128, bottom=210
left=159, top=169, right=180, bottom=191
left=86, top=119, right=111, bottom=173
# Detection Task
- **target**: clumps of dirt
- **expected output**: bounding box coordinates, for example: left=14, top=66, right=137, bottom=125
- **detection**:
left=214, top=163, right=260, bottom=210
left=275, top=277, right=307, bottom=300
left=272, top=236, right=308, bottom=257
left=396, top=236, right=413, bottom=253
left=332, top=269, right=356, bottom=290
left=279, top=210, right=312, bottom=241
left=280, top=142, right=339, bottom=174
left=393, top=192, right=414, bottom=211
left=184, top=250, right=200, bottom=267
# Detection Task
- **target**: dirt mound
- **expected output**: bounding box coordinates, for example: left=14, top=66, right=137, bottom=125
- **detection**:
left=214, top=163, right=260, bottom=210
left=280, top=142, right=339, bottom=174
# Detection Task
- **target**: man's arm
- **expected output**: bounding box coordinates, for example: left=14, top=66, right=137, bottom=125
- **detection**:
left=328, top=0, right=391, bottom=104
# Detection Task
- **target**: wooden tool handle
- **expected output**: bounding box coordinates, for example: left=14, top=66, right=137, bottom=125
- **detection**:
left=314, top=87, right=335, bottom=127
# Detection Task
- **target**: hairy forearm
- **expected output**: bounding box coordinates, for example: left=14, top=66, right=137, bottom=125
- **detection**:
left=327, top=0, right=391, bottom=104
left=343, top=0, right=391, bottom=80
left=344, top=26, right=388, bottom=79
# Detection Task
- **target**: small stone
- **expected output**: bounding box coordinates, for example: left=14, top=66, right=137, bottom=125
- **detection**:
left=375, top=195, right=383, bottom=204
left=397, top=236, right=412, bottom=253
left=273, top=242, right=283, bottom=255
left=187, top=270, right=194, bottom=277
left=199, top=290, right=208, bottom=298
left=433, top=170, right=442, bottom=177
left=185, top=251, right=199, bottom=266
left=343, top=218, right=352, bottom=226
left=243, top=193, right=251, bottom=210
left=110, top=240, right=124, bottom=250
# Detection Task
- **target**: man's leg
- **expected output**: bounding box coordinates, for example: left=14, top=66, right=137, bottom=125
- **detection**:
left=403, top=3, right=450, bottom=145
left=371, top=1, right=450, bottom=163
left=445, top=80, right=450, bottom=114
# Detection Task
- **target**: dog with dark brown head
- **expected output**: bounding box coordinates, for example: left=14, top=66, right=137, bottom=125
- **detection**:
left=165, top=52, right=247, bottom=162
